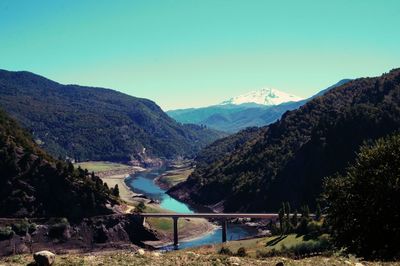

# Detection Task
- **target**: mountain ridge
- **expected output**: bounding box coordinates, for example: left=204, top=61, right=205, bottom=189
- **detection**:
left=0, top=69, right=225, bottom=163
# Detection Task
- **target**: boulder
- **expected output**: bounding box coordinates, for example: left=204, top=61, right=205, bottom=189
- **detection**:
left=33, top=250, right=55, bottom=266
left=228, top=256, right=241, bottom=265
left=137, top=248, right=145, bottom=255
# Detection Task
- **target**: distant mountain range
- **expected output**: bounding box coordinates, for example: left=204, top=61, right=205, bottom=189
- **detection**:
left=220, top=88, right=304, bottom=105
left=167, top=82, right=350, bottom=133
left=168, top=69, right=400, bottom=212
left=0, top=70, right=225, bottom=163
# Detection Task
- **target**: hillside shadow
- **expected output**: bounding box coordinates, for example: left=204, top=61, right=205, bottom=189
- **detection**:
left=266, top=235, right=287, bottom=246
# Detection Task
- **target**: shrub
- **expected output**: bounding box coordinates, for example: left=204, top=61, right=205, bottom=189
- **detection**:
left=0, top=226, right=14, bottom=240
left=304, top=221, right=323, bottom=239
left=287, top=236, right=333, bottom=257
left=256, top=248, right=287, bottom=258
left=218, top=246, right=233, bottom=255
left=11, top=219, right=37, bottom=235
left=48, top=218, right=70, bottom=239
left=256, top=236, right=333, bottom=258
left=236, top=247, right=247, bottom=257
left=135, top=202, right=146, bottom=213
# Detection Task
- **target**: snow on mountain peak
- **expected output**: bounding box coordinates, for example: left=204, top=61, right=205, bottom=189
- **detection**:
left=220, top=88, right=304, bottom=106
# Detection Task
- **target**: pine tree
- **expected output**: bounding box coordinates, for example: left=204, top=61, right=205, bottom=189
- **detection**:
left=68, top=162, right=74, bottom=173
left=278, top=202, right=285, bottom=235
left=315, top=203, right=322, bottom=221
left=291, top=210, right=298, bottom=228
left=284, top=202, right=292, bottom=233
left=112, top=184, right=120, bottom=197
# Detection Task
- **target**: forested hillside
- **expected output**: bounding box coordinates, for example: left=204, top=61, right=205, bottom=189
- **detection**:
left=0, top=70, right=224, bottom=162
left=169, top=69, right=400, bottom=212
left=0, top=109, right=116, bottom=219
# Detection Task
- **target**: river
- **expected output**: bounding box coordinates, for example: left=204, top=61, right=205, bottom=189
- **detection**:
left=125, top=167, right=258, bottom=250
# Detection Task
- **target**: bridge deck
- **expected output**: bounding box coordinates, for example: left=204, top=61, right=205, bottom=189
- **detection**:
left=134, top=213, right=279, bottom=219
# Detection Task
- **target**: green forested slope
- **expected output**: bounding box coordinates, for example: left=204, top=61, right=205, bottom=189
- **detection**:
left=0, top=108, right=117, bottom=219
left=169, top=69, right=400, bottom=212
left=0, top=70, right=224, bottom=161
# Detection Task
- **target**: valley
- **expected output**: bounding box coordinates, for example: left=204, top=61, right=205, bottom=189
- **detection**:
left=82, top=160, right=261, bottom=250
left=1, top=68, right=400, bottom=264
left=1, top=1, right=399, bottom=264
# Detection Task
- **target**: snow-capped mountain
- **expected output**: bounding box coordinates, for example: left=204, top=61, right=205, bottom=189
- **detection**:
left=220, top=88, right=304, bottom=106
left=167, top=81, right=349, bottom=133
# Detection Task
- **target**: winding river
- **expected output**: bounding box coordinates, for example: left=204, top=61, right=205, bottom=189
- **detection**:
left=125, top=167, right=258, bottom=249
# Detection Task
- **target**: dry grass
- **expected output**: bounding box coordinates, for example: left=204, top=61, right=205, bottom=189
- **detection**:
left=74, top=161, right=130, bottom=173
left=1, top=250, right=399, bottom=266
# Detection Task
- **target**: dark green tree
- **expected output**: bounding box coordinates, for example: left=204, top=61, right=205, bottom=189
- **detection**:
left=315, top=203, right=322, bottom=221
left=301, top=205, right=310, bottom=219
left=67, top=162, right=74, bottom=173
left=291, top=210, right=298, bottom=228
left=112, top=184, right=120, bottom=197
left=278, top=203, right=285, bottom=235
left=136, top=202, right=146, bottom=213
left=323, top=134, right=400, bottom=259
left=284, top=202, right=292, bottom=233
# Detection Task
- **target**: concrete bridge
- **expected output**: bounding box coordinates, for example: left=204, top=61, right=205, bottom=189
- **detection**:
left=134, top=213, right=281, bottom=247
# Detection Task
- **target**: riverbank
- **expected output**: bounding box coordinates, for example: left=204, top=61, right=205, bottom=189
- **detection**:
left=75, top=161, right=146, bottom=206
left=154, top=160, right=194, bottom=190
left=79, top=161, right=220, bottom=248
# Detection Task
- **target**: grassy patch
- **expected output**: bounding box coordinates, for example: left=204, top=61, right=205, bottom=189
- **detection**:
left=160, top=168, right=193, bottom=187
left=205, top=234, right=329, bottom=258
left=147, top=217, right=189, bottom=232
left=75, top=161, right=129, bottom=173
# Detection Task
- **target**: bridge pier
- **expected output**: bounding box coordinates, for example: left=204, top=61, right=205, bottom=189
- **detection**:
left=221, top=219, right=227, bottom=243
left=173, top=217, right=179, bottom=248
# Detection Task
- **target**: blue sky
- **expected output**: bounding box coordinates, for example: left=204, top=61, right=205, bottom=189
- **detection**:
left=1, top=0, right=399, bottom=110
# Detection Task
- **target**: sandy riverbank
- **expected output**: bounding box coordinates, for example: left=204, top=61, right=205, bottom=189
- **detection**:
left=96, top=165, right=145, bottom=205
left=144, top=217, right=219, bottom=248
left=95, top=162, right=219, bottom=247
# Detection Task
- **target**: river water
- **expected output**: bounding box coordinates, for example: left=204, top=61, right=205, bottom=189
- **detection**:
left=125, top=167, right=258, bottom=249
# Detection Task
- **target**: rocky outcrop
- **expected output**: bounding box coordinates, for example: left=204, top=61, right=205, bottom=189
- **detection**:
left=0, top=214, right=159, bottom=256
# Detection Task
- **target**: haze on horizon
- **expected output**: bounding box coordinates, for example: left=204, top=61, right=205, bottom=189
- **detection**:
left=1, top=0, right=399, bottom=110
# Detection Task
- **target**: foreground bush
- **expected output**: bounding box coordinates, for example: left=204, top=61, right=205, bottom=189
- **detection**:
left=236, top=247, right=247, bottom=257
left=257, top=235, right=333, bottom=258
left=0, top=226, right=14, bottom=240
left=324, top=134, right=400, bottom=259
left=218, top=246, right=233, bottom=255
left=11, top=219, right=37, bottom=236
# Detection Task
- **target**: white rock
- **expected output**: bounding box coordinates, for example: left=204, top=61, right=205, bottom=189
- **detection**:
left=152, top=252, right=161, bottom=257
left=228, top=256, right=241, bottom=265
left=137, top=248, right=145, bottom=255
